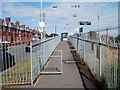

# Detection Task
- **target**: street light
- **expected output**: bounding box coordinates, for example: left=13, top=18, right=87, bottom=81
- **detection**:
left=39, top=0, right=46, bottom=39
left=71, top=5, right=80, bottom=50
left=52, top=6, right=58, bottom=37
left=71, top=5, right=80, bottom=32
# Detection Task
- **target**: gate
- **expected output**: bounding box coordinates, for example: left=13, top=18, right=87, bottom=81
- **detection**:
left=38, top=50, right=63, bottom=75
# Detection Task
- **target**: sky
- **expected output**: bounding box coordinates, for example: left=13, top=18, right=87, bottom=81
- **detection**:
left=1, top=1, right=119, bottom=36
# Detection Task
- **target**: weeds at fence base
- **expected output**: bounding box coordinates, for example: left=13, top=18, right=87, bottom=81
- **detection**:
left=99, top=76, right=108, bottom=90
left=68, top=42, right=102, bottom=89
left=2, top=58, right=31, bottom=85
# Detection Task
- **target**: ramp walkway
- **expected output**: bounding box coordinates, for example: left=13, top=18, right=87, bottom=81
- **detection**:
left=27, top=41, right=84, bottom=88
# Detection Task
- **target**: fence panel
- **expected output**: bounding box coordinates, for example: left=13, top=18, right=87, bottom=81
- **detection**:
left=69, top=33, right=119, bottom=88
left=31, top=36, right=60, bottom=83
left=0, top=36, right=60, bottom=85
left=0, top=42, right=31, bottom=85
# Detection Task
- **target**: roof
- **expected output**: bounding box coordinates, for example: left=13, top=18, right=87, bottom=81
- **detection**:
left=11, top=23, right=17, bottom=28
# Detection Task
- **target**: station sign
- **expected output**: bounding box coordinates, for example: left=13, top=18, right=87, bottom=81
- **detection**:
left=79, top=21, right=91, bottom=25
left=79, top=27, right=83, bottom=32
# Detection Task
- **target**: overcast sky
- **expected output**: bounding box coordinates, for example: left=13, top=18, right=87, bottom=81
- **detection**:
left=1, top=1, right=118, bottom=36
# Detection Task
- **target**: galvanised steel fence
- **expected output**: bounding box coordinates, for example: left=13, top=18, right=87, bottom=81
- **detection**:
left=0, top=42, right=31, bottom=85
left=0, top=36, right=60, bottom=85
left=31, top=36, right=61, bottom=83
left=69, top=28, right=120, bottom=88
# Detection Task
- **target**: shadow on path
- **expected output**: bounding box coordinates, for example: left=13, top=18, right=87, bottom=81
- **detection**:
left=68, top=41, right=102, bottom=90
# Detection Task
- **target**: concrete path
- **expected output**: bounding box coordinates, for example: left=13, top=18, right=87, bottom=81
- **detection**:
left=28, top=41, right=84, bottom=88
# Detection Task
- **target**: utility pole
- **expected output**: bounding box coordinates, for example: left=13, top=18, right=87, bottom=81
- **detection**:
left=55, top=25, right=57, bottom=34
left=39, top=0, right=46, bottom=39
left=71, top=5, right=80, bottom=50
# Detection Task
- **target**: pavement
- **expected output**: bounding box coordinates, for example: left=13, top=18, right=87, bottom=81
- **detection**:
left=23, top=41, right=84, bottom=88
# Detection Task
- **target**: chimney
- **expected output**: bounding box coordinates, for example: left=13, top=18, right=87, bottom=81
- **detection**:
left=27, top=27, right=29, bottom=29
left=5, top=17, right=11, bottom=22
left=15, top=21, right=20, bottom=25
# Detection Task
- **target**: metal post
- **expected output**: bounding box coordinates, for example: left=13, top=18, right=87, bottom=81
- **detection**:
left=99, top=37, right=102, bottom=77
left=77, top=34, right=79, bottom=50
left=55, top=25, right=57, bottom=34
left=61, top=50, right=63, bottom=75
left=40, top=0, right=44, bottom=40
left=118, top=41, right=120, bottom=89
left=40, top=0, right=42, bottom=10
left=52, top=6, right=58, bottom=37
left=30, top=42, right=33, bottom=85
left=97, top=3, right=102, bottom=78
left=71, top=5, right=80, bottom=50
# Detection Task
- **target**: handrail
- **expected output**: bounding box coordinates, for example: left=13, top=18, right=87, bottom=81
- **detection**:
left=69, top=36, right=120, bottom=49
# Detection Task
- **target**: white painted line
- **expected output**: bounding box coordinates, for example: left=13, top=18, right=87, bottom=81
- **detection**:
left=34, top=76, right=41, bottom=86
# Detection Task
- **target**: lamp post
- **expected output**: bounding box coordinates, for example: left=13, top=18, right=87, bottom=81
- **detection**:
left=39, top=0, right=46, bottom=39
left=71, top=5, right=80, bottom=50
left=52, top=6, right=58, bottom=37
left=71, top=5, right=80, bottom=30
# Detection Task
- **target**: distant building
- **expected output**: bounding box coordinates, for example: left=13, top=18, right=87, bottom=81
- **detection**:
left=101, top=35, right=110, bottom=39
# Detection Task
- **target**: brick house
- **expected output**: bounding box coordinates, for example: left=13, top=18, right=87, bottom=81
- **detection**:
left=2, top=17, right=12, bottom=43
left=0, top=19, right=3, bottom=42
left=0, top=17, right=40, bottom=44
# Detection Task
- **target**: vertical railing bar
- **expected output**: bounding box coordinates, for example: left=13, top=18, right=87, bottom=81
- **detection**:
left=19, top=42, right=22, bottom=84
left=23, top=43, right=26, bottom=83
left=7, top=44, right=10, bottom=84
left=1, top=45, right=4, bottom=85
left=8, top=45, right=14, bottom=83
left=30, top=41, right=33, bottom=85
left=61, top=50, right=63, bottom=75
left=10, top=44, right=14, bottom=84
left=25, top=42, right=27, bottom=83
left=4, top=44, right=8, bottom=84
left=16, top=43, right=19, bottom=84
left=116, top=48, right=118, bottom=88
left=21, top=43, right=24, bottom=84
left=13, top=43, right=16, bottom=84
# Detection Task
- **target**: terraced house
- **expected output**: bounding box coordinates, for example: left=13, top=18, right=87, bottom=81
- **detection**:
left=0, top=17, right=40, bottom=44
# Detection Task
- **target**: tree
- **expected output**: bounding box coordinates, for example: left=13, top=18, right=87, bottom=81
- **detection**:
left=45, top=33, right=49, bottom=38
left=48, top=33, right=59, bottom=37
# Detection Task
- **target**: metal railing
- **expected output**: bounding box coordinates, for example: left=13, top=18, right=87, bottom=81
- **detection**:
left=39, top=50, right=62, bottom=75
left=0, top=36, right=60, bottom=85
left=69, top=28, right=120, bottom=88
left=0, top=42, right=31, bottom=85
left=31, top=36, right=61, bottom=83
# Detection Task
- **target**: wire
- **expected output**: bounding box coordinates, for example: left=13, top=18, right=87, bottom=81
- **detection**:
left=2, top=10, right=35, bottom=29
left=2, top=10, right=18, bottom=21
